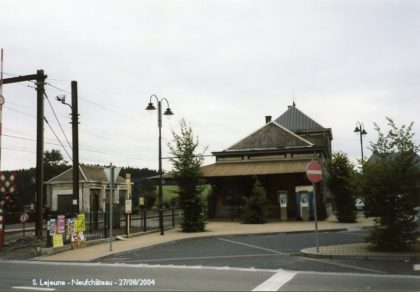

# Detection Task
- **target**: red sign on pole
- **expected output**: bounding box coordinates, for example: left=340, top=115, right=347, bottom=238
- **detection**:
left=306, top=161, right=323, bottom=183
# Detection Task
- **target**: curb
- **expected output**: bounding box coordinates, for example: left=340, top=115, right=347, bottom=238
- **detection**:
left=37, top=228, right=167, bottom=258
left=300, top=247, right=420, bottom=261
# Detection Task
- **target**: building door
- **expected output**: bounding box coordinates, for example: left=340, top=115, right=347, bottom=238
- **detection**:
left=90, top=189, right=100, bottom=230
left=57, top=194, right=73, bottom=214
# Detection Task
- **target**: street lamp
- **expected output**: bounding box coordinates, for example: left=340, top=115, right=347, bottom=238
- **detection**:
left=146, top=94, right=174, bottom=235
left=56, top=81, right=79, bottom=215
left=354, top=121, right=367, bottom=169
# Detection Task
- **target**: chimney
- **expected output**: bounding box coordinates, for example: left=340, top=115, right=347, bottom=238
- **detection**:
left=265, top=116, right=272, bottom=124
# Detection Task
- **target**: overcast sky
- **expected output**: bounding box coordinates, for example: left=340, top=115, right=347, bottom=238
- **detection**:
left=0, top=0, right=419, bottom=172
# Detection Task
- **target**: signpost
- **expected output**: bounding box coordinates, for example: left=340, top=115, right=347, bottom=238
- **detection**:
left=105, top=164, right=121, bottom=252
left=306, top=161, right=323, bottom=253
left=20, top=213, right=29, bottom=238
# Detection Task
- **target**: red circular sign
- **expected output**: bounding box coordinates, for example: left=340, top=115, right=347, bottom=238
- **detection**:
left=306, top=161, right=323, bottom=183
left=20, top=213, right=29, bottom=223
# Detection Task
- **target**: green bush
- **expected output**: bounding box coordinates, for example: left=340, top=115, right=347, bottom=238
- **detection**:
left=242, top=177, right=267, bottom=224
left=326, top=152, right=357, bottom=223
left=366, top=193, right=418, bottom=251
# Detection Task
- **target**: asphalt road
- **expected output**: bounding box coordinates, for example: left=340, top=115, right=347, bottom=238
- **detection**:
left=96, top=230, right=419, bottom=275
left=0, top=260, right=419, bottom=291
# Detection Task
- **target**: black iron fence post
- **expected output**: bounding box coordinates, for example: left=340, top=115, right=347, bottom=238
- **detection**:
left=172, top=208, right=175, bottom=227
left=143, top=209, right=147, bottom=232
left=46, top=214, right=52, bottom=248
left=104, top=212, right=108, bottom=238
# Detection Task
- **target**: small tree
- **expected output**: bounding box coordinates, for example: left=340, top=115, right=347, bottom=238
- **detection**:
left=363, top=118, right=420, bottom=251
left=169, top=119, right=206, bottom=232
left=242, top=177, right=267, bottom=224
left=325, top=152, right=357, bottom=223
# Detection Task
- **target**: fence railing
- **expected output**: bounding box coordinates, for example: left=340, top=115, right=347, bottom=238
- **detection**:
left=2, top=209, right=183, bottom=247
left=81, top=208, right=183, bottom=241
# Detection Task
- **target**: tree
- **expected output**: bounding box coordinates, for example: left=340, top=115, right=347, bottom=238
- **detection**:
left=44, top=149, right=70, bottom=181
left=242, top=177, right=267, bottom=224
left=168, top=119, right=206, bottom=232
left=120, top=167, right=158, bottom=210
left=362, top=118, right=420, bottom=251
left=325, top=152, right=357, bottom=223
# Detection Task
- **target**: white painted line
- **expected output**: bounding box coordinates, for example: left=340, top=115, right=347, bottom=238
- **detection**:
left=252, top=269, right=296, bottom=291
left=12, top=287, right=55, bottom=291
left=414, top=264, right=420, bottom=271
left=218, top=237, right=287, bottom=255
left=306, top=169, right=322, bottom=175
left=0, top=259, right=278, bottom=273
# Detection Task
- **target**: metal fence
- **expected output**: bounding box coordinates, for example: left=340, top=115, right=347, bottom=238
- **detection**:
left=82, top=208, right=183, bottom=241
left=2, top=209, right=183, bottom=247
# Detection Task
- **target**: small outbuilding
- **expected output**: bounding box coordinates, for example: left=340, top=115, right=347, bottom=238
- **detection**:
left=45, top=165, right=128, bottom=215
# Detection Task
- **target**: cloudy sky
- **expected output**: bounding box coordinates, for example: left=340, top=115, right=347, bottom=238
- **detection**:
left=0, top=0, right=419, bottom=172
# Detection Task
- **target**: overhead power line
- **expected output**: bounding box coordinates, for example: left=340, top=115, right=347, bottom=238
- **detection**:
left=44, top=117, right=72, bottom=160
left=3, top=132, right=143, bottom=162
left=44, top=92, right=72, bottom=150
left=2, top=145, right=36, bottom=154
left=45, top=82, right=141, bottom=123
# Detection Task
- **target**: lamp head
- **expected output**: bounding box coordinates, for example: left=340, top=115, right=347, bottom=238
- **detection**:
left=163, top=108, right=174, bottom=116
left=354, top=126, right=360, bottom=133
left=145, top=102, right=156, bottom=111
left=56, top=95, right=66, bottom=103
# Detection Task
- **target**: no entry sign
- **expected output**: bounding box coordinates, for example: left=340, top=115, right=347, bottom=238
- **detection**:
left=306, top=161, right=323, bottom=183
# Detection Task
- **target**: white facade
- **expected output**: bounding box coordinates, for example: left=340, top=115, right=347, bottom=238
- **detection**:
left=45, top=165, right=128, bottom=214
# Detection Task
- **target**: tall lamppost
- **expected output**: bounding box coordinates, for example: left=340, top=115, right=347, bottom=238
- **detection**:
left=146, top=94, right=174, bottom=235
left=354, top=121, right=367, bottom=170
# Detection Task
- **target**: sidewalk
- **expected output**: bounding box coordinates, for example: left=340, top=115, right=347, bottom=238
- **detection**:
left=35, top=216, right=388, bottom=262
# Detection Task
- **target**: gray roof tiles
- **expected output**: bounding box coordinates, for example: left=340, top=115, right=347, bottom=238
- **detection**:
left=274, top=105, right=325, bottom=131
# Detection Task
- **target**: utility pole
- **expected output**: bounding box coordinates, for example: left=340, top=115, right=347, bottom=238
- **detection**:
left=35, top=70, right=46, bottom=239
left=71, top=81, right=79, bottom=214
left=3, top=70, right=47, bottom=239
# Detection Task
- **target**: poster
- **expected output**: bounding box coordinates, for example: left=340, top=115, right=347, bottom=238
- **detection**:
left=66, top=218, right=75, bottom=241
left=52, top=234, right=64, bottom=248
left=57, top=215, right=65, bottom=234
left=48, top=219, right=56, bottom=236
left=71, top=231, right=86, bottom=249
left=75, top=213, right=85, bottom=232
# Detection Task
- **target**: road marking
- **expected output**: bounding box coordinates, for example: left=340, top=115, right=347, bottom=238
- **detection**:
left=414, top=264, right=420, bottom=271
left=12, top=287, right=55, bottom=291
left=218, top=237, right=287, bottom=255
left=218, top=237, right=384, bottom=274
left=103, top=252, right=280, bottom=263
left=301, top=255, right=385, bottom=274
left=0, top=259, right=278, bottom=273
left=252, top=270, right=296, bottom=291
left=4, top=260, right=420, bottom=281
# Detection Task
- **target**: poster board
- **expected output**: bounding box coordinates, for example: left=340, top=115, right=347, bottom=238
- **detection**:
left=52, top=234, right=64, bottom=248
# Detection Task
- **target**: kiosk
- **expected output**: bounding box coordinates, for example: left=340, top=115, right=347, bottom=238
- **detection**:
left=277, top=191, right=288, bottom=221
left=295, top=186, right=313, bottom=221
